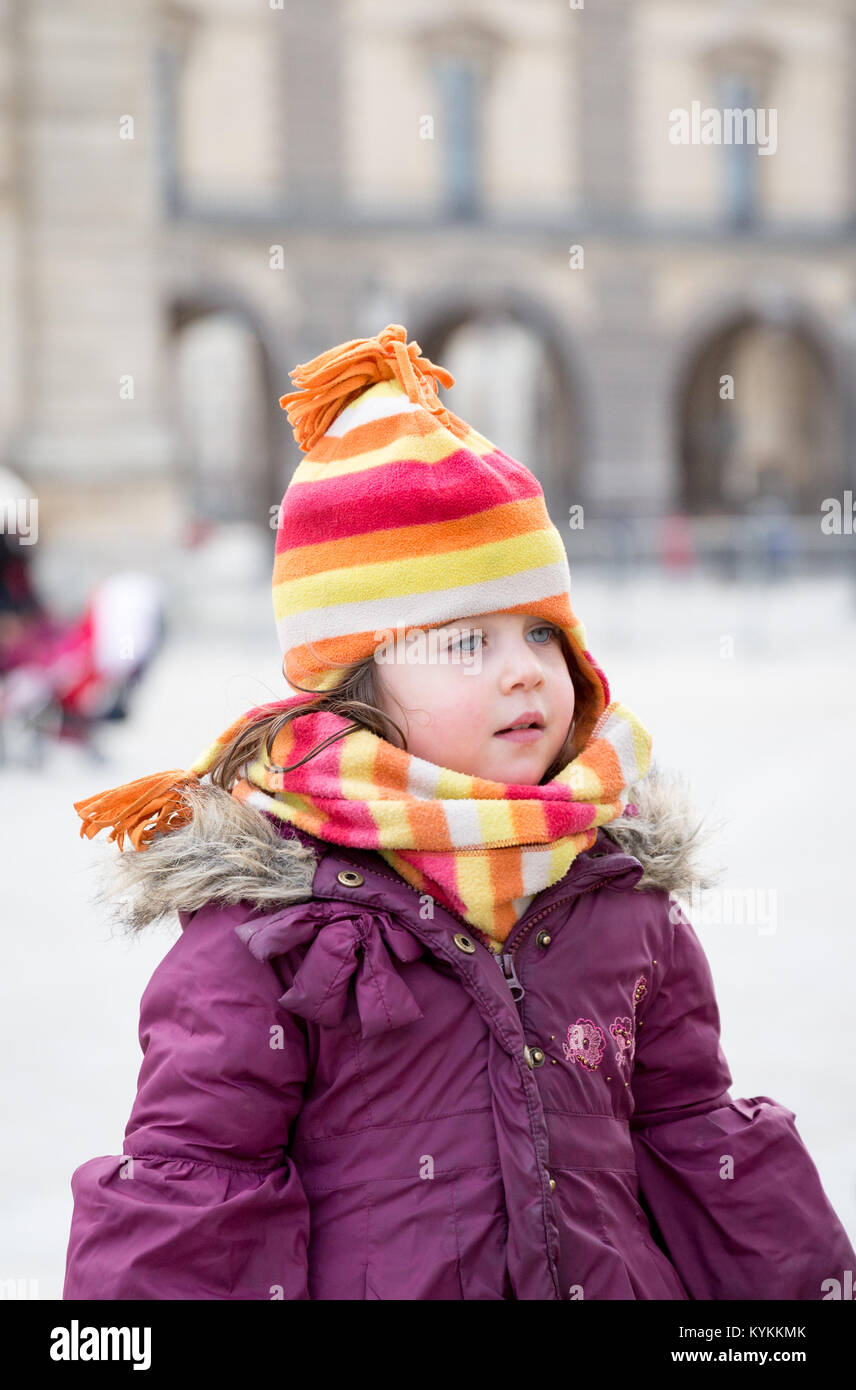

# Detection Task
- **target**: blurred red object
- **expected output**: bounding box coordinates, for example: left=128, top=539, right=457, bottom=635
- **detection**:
left=660, top=512, right=694, bottom=570
left=0, top=572, right=164, bottom=756
left=182, top=517, right=216, bottom=549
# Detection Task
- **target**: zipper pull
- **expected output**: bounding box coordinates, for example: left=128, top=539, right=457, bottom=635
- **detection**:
left=500, top=952, right=525, bottom=1002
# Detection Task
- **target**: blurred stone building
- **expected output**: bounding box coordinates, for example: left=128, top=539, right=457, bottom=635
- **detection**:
left=1, top=0, right=856, bottom=598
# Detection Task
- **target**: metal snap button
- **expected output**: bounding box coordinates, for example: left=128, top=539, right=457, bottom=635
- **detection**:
left=337, top=869, right=364, bottom=886
left=546, top=1172, right=556, bottom=1191
left=453, top=932, right=476, bottom=954
left=523, top=1044, right=545, bottom=1068
left=535, top=930, right=552, bottom=948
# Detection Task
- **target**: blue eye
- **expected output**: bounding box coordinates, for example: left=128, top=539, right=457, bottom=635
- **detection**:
left=449, top=629, right=483, bottom=654
left=445, top=625, right=557, bottom=653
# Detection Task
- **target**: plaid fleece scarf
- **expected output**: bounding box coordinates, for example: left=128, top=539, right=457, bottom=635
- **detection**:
left=74, top=694, right=652, bottom=952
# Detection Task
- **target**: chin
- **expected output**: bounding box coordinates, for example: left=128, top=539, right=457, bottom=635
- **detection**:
left=496, top=758, right=546, bottom=784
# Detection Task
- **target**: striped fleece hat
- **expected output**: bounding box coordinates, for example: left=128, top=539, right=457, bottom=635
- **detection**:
left=275, top=323, right=610, bottom=749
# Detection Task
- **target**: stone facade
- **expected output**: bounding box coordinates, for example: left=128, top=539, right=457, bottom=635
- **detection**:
left=1, top=0, right=855, bottom=599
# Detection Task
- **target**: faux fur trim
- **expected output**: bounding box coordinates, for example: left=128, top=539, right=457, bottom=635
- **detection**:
left=84, top=761, right=726, bottom=935
left=86, top=778, right=317, bottom=936
left=604, top=761, right=726, bottom=898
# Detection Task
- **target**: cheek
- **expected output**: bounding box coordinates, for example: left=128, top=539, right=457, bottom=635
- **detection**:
left=551, top=654, right=575, bottom=702
left=419, top=673, right=484, bottom=725
left=447, top=684, right=490, bottom=731
left=378, top=663, right=486, bottom=729
left=376, top=660, right=432, bottom=705
left=436, top=677, right=498, bottom=742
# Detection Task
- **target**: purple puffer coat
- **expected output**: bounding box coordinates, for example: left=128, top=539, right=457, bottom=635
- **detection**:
left=62, top=768, right=855, bottom=1300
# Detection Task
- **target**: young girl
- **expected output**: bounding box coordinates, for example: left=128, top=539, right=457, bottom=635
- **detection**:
left=63, top=324, right=854, bottom=1301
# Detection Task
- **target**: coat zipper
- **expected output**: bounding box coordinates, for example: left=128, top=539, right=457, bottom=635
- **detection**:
left=333, top=851, right=608, bottom=1300
left=497, top=878, right=614, bottom=1001
left=499, top=952, right=525, bottom=1000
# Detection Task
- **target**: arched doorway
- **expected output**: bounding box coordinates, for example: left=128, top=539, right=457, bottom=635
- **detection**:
left=168, top=296, right=281, bottom=528
left=676, top=307, right=845, bottom=515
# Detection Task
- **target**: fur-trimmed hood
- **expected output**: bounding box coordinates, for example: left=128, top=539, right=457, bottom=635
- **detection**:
left=87, top=761, right=727, bottom=935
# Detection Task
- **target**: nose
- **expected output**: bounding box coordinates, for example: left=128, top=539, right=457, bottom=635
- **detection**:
left=499, top=638, right=545, bottom=692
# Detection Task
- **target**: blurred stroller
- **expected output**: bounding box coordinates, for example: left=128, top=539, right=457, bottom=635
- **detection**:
left=0, top=469, right=165, bottom=765
left=0, top=569, right=166, bottom=767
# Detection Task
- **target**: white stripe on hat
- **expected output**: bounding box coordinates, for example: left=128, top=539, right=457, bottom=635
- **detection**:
left=323, top=392, right=423, bottom=438
left=276, top=561, right=572, bottom=649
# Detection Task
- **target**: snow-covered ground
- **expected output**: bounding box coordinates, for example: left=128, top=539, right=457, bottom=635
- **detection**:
left=2, top=567, right=855, bottom=1299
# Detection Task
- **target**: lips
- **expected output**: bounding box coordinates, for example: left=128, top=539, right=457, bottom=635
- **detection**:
left=494, top=711, right=546, bottom=735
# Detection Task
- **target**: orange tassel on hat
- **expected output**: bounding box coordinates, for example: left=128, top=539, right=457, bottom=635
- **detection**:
left=74, top=769, right=202, bottom=852
left=280, top=323, right=456, bottom=454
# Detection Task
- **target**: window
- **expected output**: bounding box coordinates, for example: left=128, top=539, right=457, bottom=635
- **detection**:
left=716, top=70, right=761, bottom=230
left=433, top=54, right=482, bottom=219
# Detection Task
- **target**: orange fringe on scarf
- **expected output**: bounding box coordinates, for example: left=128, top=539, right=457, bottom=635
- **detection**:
left=279, top=323, right=456, bottom=453
left=73, top=770, right=201, bottom=851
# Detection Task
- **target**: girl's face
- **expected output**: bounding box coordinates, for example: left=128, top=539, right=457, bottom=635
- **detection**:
left=372, top=611, right=575, bottom=784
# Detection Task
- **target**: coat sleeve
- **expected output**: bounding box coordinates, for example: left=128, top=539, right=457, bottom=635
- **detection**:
left=62, top=905, right=311, bottom=1301
left=629, top=897, right=856, bottom=1300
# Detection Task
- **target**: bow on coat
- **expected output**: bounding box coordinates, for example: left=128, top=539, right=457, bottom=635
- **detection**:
left=235, top=902, right=426, bottom=1040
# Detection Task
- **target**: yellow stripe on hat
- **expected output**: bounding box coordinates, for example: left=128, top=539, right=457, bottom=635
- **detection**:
left=293, top=423, right=497, bottom=483
left=273, top=526, right=566, bottom=618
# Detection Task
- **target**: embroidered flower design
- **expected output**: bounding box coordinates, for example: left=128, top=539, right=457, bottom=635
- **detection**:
left=632, top=975, right=648, bottom=1012
left=563, top=1019, right=606, bottom=1070
left=610, top=1015, right=635, bottom=1072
